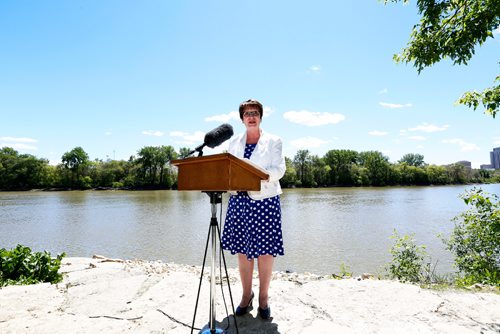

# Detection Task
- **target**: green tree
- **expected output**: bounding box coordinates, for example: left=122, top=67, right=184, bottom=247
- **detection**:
left=281, top=157, right=297, bottom=188
left=158, top=145, right=178, bottom=187
left=178, top=147, right=192, bottom=159
left=293, top=150, right=314, bottom=187
left=311, top=155, right=329, bottom=187
left=323, top=149, right=359, bottom=185
left=90, top=159, right=129, bottom=188
left=395, top=163, right=429, bottom=185
left=446, top=163, right=468, bottom=183
left=398, top=153, right=426, bottom=167
left=386, top=0, right=500, bottom=117
left=425, top=164, right=449, bottom=184
left=358, top=151, right=391, bottom=186
left=136, top=145, right=177, bottom=187
left=61, top=147, right=90, bottom=188
left=136, top=146, right=158, bottom=185
left=0, top=148, right=51, bottom=190
left=350, top=164, right=371, bottom=186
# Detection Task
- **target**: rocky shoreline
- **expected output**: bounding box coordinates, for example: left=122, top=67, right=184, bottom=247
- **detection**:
left=0, top=256, right=499, bottom=333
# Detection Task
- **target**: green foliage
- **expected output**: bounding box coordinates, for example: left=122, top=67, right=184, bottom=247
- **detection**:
left=457, top=76, right=500, bottom=118
left=0, top=245, right=66, bottom=286
left=136, top=145, right=178, bottom=187
left=178, top=147, right=192, bottom=159
left=387, top=231, right=430, bottom=283
left=338, top=262, right=353, bottom=278
left=446, top=188, right=500, bottom=286
left=358, top=151, right=391, bottom=186
left=385, top=0, right=500, bottom=117
left=293, top=150, right=315, bottom=187
left=0, top=145, right=496, bottom=190
left=281, top=157, right=297, bottom=188
left=324, top=149, right=359, bottom=185
left=61, top=147, right=90, bottom=188
left=398, top=153, right=425, bottom=167
left=0, top=148, right=52, bottom=190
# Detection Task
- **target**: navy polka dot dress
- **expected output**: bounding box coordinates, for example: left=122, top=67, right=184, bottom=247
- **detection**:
left=221, top=143, right=284, bottom=260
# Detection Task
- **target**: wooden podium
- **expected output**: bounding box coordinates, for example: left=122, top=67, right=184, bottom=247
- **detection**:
left=171, top=153, right=269, bottom=334
left=172, top=153, right=269, bottom=192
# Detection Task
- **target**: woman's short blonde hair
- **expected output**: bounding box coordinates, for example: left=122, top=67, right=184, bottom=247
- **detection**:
left=239, top=99, right=263, bottom=120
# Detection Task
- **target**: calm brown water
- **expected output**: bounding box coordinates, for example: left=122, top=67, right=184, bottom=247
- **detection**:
left=1, top=184, right=499, bottom=275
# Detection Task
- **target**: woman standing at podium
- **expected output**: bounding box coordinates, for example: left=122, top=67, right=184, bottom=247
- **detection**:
left=221, top=99, right=286, bottom=320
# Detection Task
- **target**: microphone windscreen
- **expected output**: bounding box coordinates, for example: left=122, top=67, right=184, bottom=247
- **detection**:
left=204, top=123, right=234, bottom=148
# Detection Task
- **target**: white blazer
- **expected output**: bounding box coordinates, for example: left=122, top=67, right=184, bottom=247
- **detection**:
left=227, top=130, right=286, bottom=200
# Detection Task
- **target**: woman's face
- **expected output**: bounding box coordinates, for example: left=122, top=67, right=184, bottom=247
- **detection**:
left=242, top=107, right=262, bottom=130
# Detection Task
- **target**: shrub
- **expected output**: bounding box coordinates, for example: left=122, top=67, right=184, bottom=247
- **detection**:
left=0, top=245, right=66, bottom=287
left=387, top=230, right=429, bottom=284
left=446, top=188, right=500, bottom=286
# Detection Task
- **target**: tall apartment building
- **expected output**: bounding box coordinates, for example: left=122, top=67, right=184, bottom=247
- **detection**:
left=491, top=147, right=500, bottom=169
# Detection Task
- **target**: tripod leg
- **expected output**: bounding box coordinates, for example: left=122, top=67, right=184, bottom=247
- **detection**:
left=216, top=223, right=239, bottom=334
left=191, top=222, right=212, bottom=334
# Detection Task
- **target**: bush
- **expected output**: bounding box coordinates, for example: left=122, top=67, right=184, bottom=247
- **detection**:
left=0, top=245, right=66, bottom=286
left=111, top=181, right=124, bottom=188
left=387, top=230, right=430, bottom=284
left=446, top=188, right=500, bottom=286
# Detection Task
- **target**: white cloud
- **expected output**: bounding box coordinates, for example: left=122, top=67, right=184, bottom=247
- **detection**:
left=416, top=145, right=424, bottom=149
left=105, top=131, right=112, bottom=136
left=378, top=88, right=388, bottom=94
left=408, top=123, right=450, bottom=132
left=262, top=106, right=274, bottom=118
left=283, top=110, right=345, bottom=126
left=0, top=137, right=38, bottom=151
left=205, top=111, right=240, bottom=122
left=142, top=130, right=164, bottom=137
left=408, top=136, right=426, bottom=141
left=442, top=138, right=480, bottom=152
left=379, top=102, right=412, bottom=109
left=290, top=137, right=329, bottom=149
left=0, top=143, right=37, bottom=150
left=169, top=131, right=205, bottom=145
left=494, top=26, right=500, bottom=35
left=308, top=65, right=321, bottom=73
left=368, top=130, right=388, bottom=136
left=0, top=136, right=37, bottom=143
left=493, top=136, right=500, bottom=145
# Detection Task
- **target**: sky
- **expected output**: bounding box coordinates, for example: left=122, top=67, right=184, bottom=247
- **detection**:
left=1, top=1, right=499, bottom=168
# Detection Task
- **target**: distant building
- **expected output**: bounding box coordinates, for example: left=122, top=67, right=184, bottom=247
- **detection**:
left=480, top=164, right=494, bottom=170
left=456, top=160, right=472, bottom=169
left=490, top=147, right=500, bottom=169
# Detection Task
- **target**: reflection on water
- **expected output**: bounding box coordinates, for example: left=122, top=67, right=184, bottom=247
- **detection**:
left=0, top=184, right=499, bottom=275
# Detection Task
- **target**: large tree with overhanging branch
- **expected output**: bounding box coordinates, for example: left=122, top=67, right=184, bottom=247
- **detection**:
left=385, top=0, right=500, bottom=118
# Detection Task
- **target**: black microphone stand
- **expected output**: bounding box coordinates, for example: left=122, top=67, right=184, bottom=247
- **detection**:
left=188, top=144, right=206, bottom=157
left=191, top=191, right=239, bottom=334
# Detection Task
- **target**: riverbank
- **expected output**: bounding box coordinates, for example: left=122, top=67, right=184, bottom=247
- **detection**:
left=0, top=256, right=498, bottom=333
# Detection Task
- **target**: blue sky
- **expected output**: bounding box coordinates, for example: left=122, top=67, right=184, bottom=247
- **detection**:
left=1, top=1, right=499, bottom=168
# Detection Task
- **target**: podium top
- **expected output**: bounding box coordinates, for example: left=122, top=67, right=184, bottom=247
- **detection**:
left=171, top=153, right=269, bottom=191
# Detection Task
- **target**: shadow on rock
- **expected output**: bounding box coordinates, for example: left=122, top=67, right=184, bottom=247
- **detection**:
left=216, top=314, right=280, bottom=334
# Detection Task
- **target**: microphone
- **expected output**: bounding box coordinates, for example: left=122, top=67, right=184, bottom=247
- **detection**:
left=204, top=123, right=234, bottom=148
left=188, top=123, right=234, bottom=157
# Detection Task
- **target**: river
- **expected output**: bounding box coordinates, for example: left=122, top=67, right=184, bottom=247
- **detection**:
left=1, top=184, right=499, bottom=275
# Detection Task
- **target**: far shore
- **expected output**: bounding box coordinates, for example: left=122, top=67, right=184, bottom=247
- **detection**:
left=0, top=256, right=499, bottom=333
left=2, top=180, right=499, bottom=193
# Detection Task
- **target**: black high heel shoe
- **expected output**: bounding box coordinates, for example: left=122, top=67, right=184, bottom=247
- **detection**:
left=257, top=305, right=271, bottom=320
left=235, top=291, right=254, bottom=316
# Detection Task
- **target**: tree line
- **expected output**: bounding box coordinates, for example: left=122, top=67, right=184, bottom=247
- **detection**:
left=0, top=146, right=498, bottom=191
